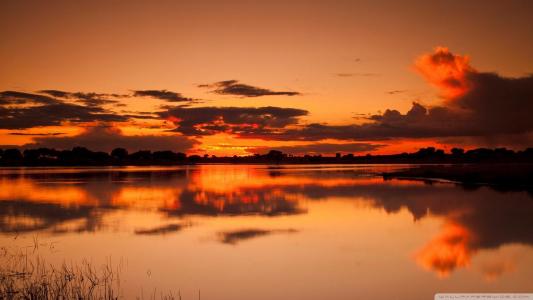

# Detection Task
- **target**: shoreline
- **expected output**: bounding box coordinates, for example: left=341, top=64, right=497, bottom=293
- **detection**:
left=383, top=164, right=533, bottom=190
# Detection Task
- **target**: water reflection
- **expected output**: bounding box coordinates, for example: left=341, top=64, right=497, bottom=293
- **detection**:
left=218, top=228, right=299, bottom=245
left=1, top=165, right=532, bottom=280
left=135, top=223, right=190, bottom=236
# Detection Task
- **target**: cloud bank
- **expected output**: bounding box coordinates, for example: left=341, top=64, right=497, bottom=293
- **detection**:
left=0, top=91, right=128, bottom=129
left=29, top=125, right=198, bottom=152
left=3, top=47, right=532, bottom=152
left=164, top=47, right=533, bottom=146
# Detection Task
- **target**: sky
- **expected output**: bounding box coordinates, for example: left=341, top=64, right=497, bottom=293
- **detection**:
left=1, top=0, right=532, bottom=156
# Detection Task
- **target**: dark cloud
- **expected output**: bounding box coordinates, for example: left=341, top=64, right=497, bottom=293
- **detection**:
left=4, top=47, right=531, bottom=148
left=133, top=89, right=194, bottom=102
left=157, top=102, right=473, bottom=141
left=200, top=49, right=532, bottom=145
left=9, top=132, right=65, bottom=136
left=242, top=65, right=533, bottom=142
left=199, top=80, right=300, bottom=97
left=248, top=142, right=383, bottom=155
left=119, top=110, right=161, bottom=120
left=218, top=228, right=298, bottom=245
left=39, top=90, right=127, bottom=107
left=0, top=90, right=58, bottom=105
left=233, top=103, right=472, bottom=141
left=160, top=106, right=308, bottom=136
left=455, top=72, right=533, bottom=135
left=0, top=91, right=129, bottom=129
left=159, top=49, right=532, bottom=144
left=0, top=103, right=127, bottom=129
left=28, top=125, right=198, bottom=152
left=121, top=113, right=160, bottom=120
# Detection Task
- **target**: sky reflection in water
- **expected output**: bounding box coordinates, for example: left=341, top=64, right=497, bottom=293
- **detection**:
left=0, top=165, right=532, bottom=299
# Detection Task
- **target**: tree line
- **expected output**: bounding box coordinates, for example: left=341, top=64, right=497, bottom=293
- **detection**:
left=0, top=146, right=532, bottom=166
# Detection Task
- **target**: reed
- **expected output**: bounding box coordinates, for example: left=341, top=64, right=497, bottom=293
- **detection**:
left=0, top=244, right=121, bottom=299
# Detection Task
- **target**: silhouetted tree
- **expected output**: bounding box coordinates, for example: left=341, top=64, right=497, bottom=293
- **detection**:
left=153, top=151, right=180, bottom=161
left=129, top=150, right=152, bottom=161
left=451, top=148, right=465, bottom=157
left=188, top=155, right=201, bottom=162
left=266, top=150, right=285, bottom=162
left=3, top=149, right=23, bottom=161
left=93, top=151, right=111, bottom=162
left=176, top=152, right=187, bottom=161
left=1, top=145, right=532, bottom=166
left=23, top=149, right=41, bottom=162
left=111, top=148, right=128, bottom=160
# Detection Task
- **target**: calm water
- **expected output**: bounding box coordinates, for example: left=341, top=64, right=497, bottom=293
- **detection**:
left=1, top=165, right=532, bottom=299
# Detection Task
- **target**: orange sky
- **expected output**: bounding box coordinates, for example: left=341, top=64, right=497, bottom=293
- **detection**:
left=1, top=0, right=532, bottom=155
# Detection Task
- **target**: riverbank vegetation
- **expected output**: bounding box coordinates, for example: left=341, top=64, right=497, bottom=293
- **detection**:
left=1, top=146, right=532, bottom=166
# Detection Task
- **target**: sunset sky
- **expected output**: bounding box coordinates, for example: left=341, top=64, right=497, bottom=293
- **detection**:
left=1, top=0, right=532, bottom=156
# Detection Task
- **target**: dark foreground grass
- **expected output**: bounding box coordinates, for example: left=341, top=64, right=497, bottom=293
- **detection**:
left=0, top=246, right=122, bottom=299
left=0, top=241, right=183, bottom=300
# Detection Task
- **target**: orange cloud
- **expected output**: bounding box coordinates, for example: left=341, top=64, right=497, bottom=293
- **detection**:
left=480, top=259, right=516, bottom=282
left=415, top=223, right=474, bottom=277
left=415, top=47, right=475, bottom=98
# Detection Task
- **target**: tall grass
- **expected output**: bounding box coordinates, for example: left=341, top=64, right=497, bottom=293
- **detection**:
left=0, top=244, right=121, bottom=299
left=0, top=237, right=188, bottom=300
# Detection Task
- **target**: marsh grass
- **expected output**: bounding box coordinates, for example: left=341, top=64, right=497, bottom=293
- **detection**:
left=0, top=244, right=121, bottom=299
left=0, top=237, right=190, bottom=300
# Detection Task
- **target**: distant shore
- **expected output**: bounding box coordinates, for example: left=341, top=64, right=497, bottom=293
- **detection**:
left=383, top=164, right=533, bottom=190
left=1, top=146, right=533, bottom=167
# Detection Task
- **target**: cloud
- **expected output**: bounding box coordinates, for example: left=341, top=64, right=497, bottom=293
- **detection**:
left=156, top=48, right=531, bottom=145
left=415, top=46, right=474, bottom=98
left=480, top=259, right=516, bottom=282
left=9, top=132, right=65, bottom=136
left=231, top=103, right=469, bottom=141
left=160, top=106, right=308, bottom=136
left=240, top=48, right=533, bottom=143
left=133, top=89, right=195, bottom=102
left=28, top=125, right=198, bottom=152
left=0, top=91, right=129, bottom=129
left=199, top=80, right=300, bottom=97
left=248, top=142, right=383, bottom=155
left=0, top=91, right=58, bottom=105
left=39, top=90, right=127, bottom=107
left=4, top=47, right=531, bottom=149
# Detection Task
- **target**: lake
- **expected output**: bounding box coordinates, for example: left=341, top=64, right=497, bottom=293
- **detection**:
left=1, top=165, right=532, bottom=299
